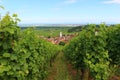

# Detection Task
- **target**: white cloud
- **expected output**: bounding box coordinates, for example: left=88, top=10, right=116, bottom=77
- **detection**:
left=102, top=0, right=120, bottom=4
left=63, top=0, right=77, bottom=4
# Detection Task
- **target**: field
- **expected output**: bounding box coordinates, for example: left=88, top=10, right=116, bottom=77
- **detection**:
left=34, top=27, right=75, bottom=37
left=0, top=14, right=120, bottom=80
left=1, top=1, right=120, bottom=80
left=21, top=25, right=120, bottom=80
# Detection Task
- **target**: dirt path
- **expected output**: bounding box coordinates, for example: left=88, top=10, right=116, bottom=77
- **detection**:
left=46, top=52, right=72, bottom=80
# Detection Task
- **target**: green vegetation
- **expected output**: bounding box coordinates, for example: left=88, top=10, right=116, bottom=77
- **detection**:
left=47, top=52, right=72, bottom=80
left=64, top=24, right=120, bottom=80
left=0, top=9, right=120, bottom=80
left=59, top=41, right=65, bottom=46
left=107, top=25, right=120, bottom=65
left=33, top=27, right=74, bottom=37
left=0, top=13, right=60, bottom=80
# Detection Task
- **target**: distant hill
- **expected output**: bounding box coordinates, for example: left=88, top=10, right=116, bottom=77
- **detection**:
left=18, top=24, right=82, bottom=27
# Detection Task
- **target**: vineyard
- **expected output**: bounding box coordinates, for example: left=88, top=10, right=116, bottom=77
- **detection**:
left=64, top=24, right=120, bottom=80
left=0, top=13, right=60, bottom=80
left=0, top=13, right=120, bottom=80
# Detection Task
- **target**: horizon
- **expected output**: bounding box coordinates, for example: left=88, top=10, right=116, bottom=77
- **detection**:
left=18, top=23, right=117, bottom=27
left=0, top=0, right=120, bottom=24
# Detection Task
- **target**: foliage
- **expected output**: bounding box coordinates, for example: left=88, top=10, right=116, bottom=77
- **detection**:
left=59, top=41, right=65, bottom=46
left=64, top=24, right=110, bottom=80
left=67, top=24, right=101, bottom=33
left=0, top=13, right=59, bottom=80
left=67, top=26, right=83, bottom=32
left=33, top=27, right=73, bottom=37
left=107, top=25, right=120, bottom=65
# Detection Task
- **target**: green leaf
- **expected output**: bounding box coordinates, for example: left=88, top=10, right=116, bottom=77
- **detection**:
left=0, top=65, right=4, bottom=73
left=5, top=27, right=14, bottom=34
left=5, top=65, right=11, bottom=71
left=12, top=14, right=18, bottom=17
left=23, top=52, right=31, bottom=58
left=3, top=42, right=9, bottom=49
left=0, top=65, right=11, bottom=73
left=7, top=71, right=14, bottom=75
left=3, top=53, right=10, bottom=58
left=0, top=59, right=8, bottom=65
left=10, top=54, right=17, bottom=60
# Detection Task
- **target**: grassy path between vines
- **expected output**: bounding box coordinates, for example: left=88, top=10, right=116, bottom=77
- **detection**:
left=46, top=52, right=73, bottom=80
left=46, top=51, right=120, bottom=80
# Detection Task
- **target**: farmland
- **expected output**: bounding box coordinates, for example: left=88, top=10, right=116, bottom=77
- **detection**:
left=0, top=11, right=120, bottom=80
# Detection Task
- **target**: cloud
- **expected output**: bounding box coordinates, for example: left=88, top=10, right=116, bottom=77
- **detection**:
left=63, top=0, right=77, bottom=4
left=102, top=0, right=120, bottom=4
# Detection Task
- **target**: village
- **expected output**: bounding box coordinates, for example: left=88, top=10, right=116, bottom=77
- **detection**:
left=43, top=32, right=76, bottom=45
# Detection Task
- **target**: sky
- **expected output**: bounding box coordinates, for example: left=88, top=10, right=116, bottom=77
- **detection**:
left=0, top=0, right=120, bottom=24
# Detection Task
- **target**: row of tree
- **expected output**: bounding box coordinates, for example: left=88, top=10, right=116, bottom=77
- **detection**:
left=0, top=13, right=60, bottom=80
left=64, top=24, right=120, bottom=80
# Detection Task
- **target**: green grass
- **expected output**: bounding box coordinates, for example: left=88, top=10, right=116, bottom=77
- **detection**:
left=54, top=52, right=72, bottom=80
left=46, top=52, right=72, bottom=80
